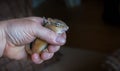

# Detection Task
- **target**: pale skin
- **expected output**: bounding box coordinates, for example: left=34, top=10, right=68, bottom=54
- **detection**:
left=0, top=17, right=66, bottom=64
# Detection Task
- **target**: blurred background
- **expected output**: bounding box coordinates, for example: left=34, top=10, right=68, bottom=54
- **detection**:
left=32, top=0, right=120, bottom=53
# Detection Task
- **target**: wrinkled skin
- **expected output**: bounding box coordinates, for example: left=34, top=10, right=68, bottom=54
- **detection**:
left=0, top=17, right=66, bottom=64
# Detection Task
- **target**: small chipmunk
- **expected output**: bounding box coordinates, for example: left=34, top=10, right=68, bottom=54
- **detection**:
left=25, top=17, right=69, bottom=55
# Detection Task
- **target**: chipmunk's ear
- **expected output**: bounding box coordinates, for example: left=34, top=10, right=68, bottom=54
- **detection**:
left=43, top=17, right=49, bottom=26
left=43, top=17, right=48, bottom=23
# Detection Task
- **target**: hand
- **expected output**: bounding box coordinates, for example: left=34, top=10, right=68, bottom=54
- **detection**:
left=0, top=17, right=66, bottom=64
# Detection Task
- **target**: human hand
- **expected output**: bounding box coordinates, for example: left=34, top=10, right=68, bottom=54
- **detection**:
left=0, top=17, right=66, bottom=64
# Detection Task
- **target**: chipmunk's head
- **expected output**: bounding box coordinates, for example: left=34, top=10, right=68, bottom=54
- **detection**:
left=43, top=18, right=69, bottom=34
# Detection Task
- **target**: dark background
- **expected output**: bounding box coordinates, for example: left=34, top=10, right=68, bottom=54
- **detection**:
left=33, top=0, right=120, bottom=53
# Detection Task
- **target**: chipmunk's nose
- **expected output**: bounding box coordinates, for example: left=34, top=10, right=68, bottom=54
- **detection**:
left=65, top=26, right=69, bottom=31
left=66, top=26, right=69, bottom=31
left=63, top=26, right=69, bottom=32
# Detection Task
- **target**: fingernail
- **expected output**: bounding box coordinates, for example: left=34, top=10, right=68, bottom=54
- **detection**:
left=56, top=36, right=65, bottom=44
left=43, top=53, right=53, bottom=60
left=45, top=53, right=51, bottom=59
left=49, top=46, right=60, bottom=53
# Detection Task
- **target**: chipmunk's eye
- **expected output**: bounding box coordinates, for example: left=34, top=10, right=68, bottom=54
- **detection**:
left=55, top=22, right=61, bottom=27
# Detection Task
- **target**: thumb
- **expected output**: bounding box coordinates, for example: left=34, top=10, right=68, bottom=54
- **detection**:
left=35, top=25, right=66, bottom=45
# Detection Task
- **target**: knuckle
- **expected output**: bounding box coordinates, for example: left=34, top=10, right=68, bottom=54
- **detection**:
left=46, top=30, right=56, bottom=41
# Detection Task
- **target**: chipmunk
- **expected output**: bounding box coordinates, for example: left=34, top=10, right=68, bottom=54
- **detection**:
left=25, top=17, right=69, bottom=55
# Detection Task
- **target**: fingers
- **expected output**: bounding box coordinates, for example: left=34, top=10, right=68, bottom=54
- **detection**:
left=35, top=27, right=66, bottom=45
left=31, top=52, right=54, bottom=64
left=3, top=45, right=27, bottom=60
left=31, top=53, right=43, bottom=64
left=27, top=17, right=67, bottom=45
left=48, top=45, right=60, bottom=53
left=41, top=51, right=54, bottom=60
left=31, top=45, right=60, bottom=64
